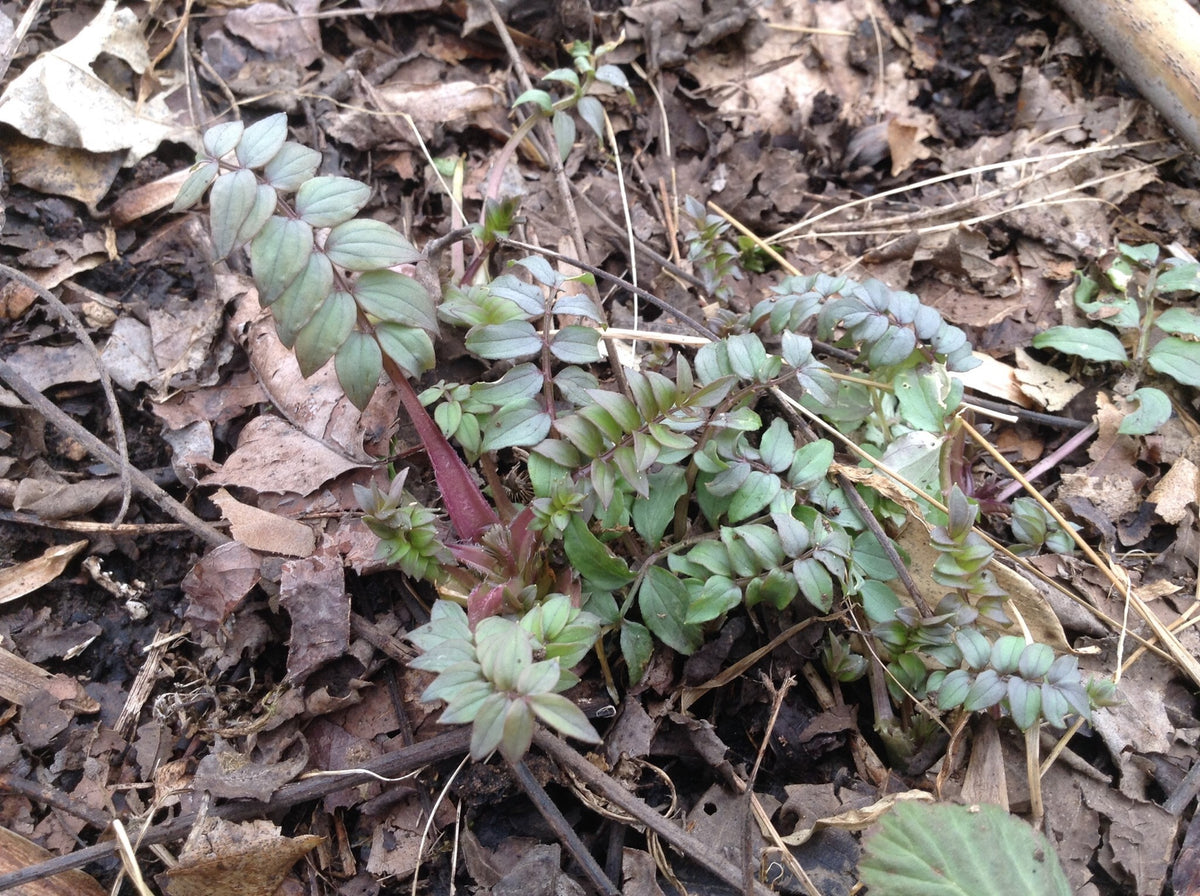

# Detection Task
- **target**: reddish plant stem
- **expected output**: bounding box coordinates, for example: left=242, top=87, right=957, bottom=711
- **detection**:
left=385, top=358, right=499, bottom=541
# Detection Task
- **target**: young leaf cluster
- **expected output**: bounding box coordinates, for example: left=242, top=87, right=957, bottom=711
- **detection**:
left=409, top=597, right=601, bottom=760
left=681, top=195, right=744, bottom=299
left=1033, top=242, right=1200, bottom=434
left=861, top=488, right=1101, bottom=731
left=354, top=470, right=452, bottom=583
left=513, top=38, right=634, bottom=163
left=173, top=113, right=434, bottom=410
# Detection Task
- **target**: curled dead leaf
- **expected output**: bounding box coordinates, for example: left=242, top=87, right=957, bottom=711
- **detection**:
left=161, top=818, right=322, bottom=896
left=0, top=825, right=106, bottom=896
left=0, top=540, right=87, bottom=604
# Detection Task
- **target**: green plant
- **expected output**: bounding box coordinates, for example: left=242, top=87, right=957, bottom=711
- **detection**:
left=857, top=487, right=1109, bottom=743
left=1033, top=241, right=1200, bottom=434
left=682, top=195, right=743, bottom=300
left=510, top=38, right=634, bottom=164
left=858, top=800, right=1071, bottom=896
left=177, top=103, right=1110, bottom=765
left=409, top=597, right=601, bottom=761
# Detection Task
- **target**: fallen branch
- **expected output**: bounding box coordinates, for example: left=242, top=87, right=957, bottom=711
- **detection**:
left=1056, top=0, right=1200, bottom=156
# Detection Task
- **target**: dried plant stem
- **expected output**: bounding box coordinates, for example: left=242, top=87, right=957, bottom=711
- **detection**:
left=533, top=729, right=777, bottom=896
left=0, top=357, right=227, bottom=548
left=768, top=140, right=1159, bottom=243
left=508, top=758, right=620, bottom=896
left=0, top=262, right=132, bottom=522
left=960, top=418, right=1200, bottom=689
left=0, top=729, right=473, bottom=890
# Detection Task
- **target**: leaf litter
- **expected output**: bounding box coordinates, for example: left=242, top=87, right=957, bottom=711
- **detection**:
left=0, top=1, right=1200, bottom=894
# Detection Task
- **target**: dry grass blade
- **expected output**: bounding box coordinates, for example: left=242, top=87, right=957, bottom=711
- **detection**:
left=960, top=418, right=1200, bottom=689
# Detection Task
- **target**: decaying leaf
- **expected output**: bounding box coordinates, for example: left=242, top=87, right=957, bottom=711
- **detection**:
left=212, top=488, right=315, bottom=557
left=192, top=733, right=309, bottom=802
left=279, top=551, right=349, bottom=683
left=0, top=825, right=107, bottom=896
left=781, top=789, right=934, bottom=846
left=160, top=818, right=322, bottom=896
left=0, top=540, right=87, bottom=604
left=0, top=0, right=197, bottom=168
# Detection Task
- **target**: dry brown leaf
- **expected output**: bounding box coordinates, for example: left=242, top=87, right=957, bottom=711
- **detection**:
left=279, top=552, right=349, bottom=684
left=181, top=540, right=262, bottom=635
left=224, top=0, right=323, bottom=68
left=1148, top=456, right=1200, bottom=525
left=780, top=789, right=934, bottom=846
left=193, top=734, right=310, bottom=802
left=108, top=168, right=192, bottom=227
left=202, top=415, right=367, bottom=495
left=0, top=0, right=197, bottom=168
left=960, top=715, right=1008, bottom=809
left=212, top=488, right=315, bottom=557
left=161, top=818, right=321, bottom=896
left=1013, top=346, right=1083, bottom=412
left=887, top=118, right=934, bottom=176
left=3, top=132, right=124, bottom=211
left=0, top=825, right=107, bottom=896
left=12, top=478, right=124, bottom=519
left=0, top=540, right=87, bottom=604
left=0, top=642, right=99, bottom=710
left=955, top=352, right=1035, bottom=407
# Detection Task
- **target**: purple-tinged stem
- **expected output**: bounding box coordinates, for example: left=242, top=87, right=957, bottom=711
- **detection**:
left=993, top=421, right=1099, bottom=504
left=385, top=358, right=499, bottom=541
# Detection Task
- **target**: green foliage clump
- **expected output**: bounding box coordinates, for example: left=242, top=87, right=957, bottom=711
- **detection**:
left=179, top=91, right=1112, bottom=763
left=1033, top=241, right=1200, bottom=434
left=173, top=113, right=433, bottom=410
left=410, top=597, right=601, bottom=761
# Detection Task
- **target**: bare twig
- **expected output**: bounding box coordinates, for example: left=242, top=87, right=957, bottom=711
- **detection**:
left=508, top=758, right=620, bottom=896
left=533, top=729, right=776, bottom=896
left=0, top=357, right=228, bottom=548
left=0, top=728, right=472, bottom=891
left=0, top=262, right=132, bottom=522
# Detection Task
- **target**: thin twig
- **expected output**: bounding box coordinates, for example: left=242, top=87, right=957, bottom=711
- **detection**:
left=508, top=757, right=620, bottom=896
left=0, top=357, right=228, bottom=548
left=0, top=728, right=472, bottom=891
left=533, top=729, right=776, bottom=896
left=0, top=262, right=132, bottom=522
left=0, top=0, right=44, bottom=86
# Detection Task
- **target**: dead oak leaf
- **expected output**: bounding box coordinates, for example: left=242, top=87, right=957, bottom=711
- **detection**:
left=161, top=817, right=321, bottom=896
